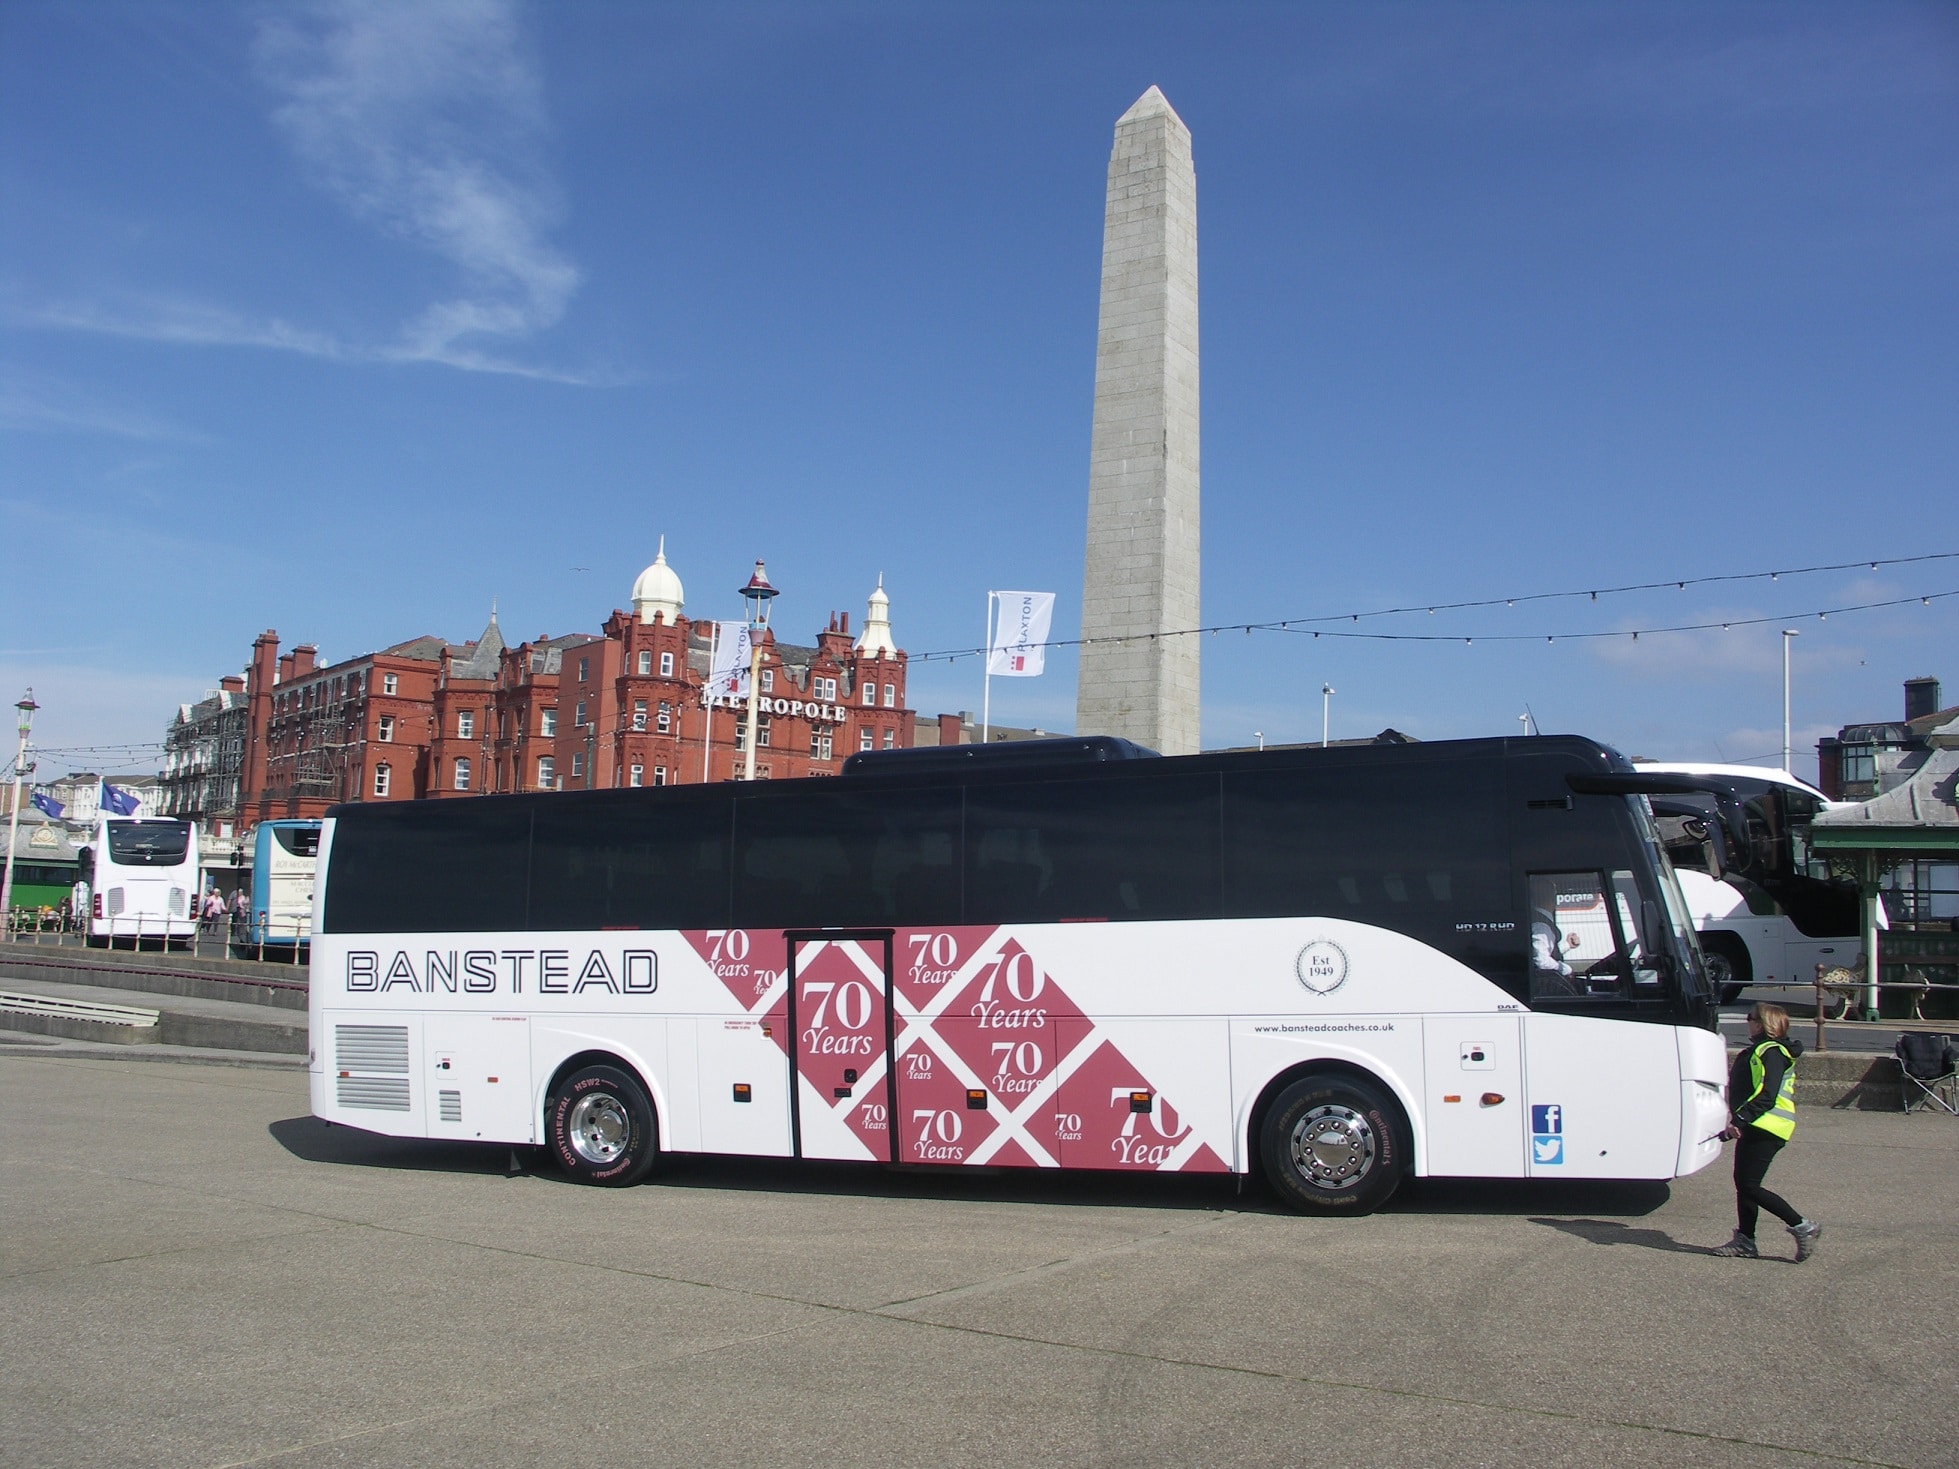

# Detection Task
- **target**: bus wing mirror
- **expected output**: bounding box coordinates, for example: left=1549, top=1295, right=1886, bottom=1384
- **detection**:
left=1566, top=774, right=1758, bottom=880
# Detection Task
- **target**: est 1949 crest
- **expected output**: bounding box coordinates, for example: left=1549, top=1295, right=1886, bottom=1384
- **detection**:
left=1295, top=939, right=1349, bottom=996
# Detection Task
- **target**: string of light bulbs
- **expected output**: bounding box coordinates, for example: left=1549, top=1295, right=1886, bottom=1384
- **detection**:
left=903, top=550, right=1959, bottom=665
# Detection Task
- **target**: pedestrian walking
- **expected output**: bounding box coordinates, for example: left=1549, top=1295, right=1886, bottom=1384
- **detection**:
left=1711, top=1002, right=1822, bottom=1261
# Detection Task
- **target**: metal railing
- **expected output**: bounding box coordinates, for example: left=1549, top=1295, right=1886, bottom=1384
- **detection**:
left=1810, top=963, right=1959, bottom=1051
left=2, top=906, right=310, bottom=965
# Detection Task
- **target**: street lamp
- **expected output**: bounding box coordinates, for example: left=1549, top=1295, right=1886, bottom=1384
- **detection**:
left=1781, top=629, right=1799, bottom=775
left=1321, top=685, right=1335, bottom=748
left=1253, top=730, right=1264, bottom=751
left=1, top=689, right=40, bottom=921
left=738, top=560, right=779, bottom=781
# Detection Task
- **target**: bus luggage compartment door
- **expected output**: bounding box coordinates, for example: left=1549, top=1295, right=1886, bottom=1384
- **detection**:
left=424, top=1014, right=534, bottom=1144
left=788, top=933, right=895, bottom=1162
left=1421, top=1017, right=1525, bottom=1177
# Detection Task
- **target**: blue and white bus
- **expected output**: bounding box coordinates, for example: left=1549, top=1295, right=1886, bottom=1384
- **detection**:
left=307, top=735, right=1726, bottom=1214
left=241, top=819, right=321, bottom=957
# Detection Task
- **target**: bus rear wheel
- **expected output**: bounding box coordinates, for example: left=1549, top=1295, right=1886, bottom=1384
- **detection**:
left=547, top=1064, right=660, bottom=1187
left=1701, top=932, right=1752, bottom=1005
left=1261, top=1074, right=1408, bottom=1216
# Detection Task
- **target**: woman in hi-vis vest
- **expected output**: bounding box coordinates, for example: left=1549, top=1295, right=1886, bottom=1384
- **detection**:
left=1712, top=1002, right=1822, bottom=1261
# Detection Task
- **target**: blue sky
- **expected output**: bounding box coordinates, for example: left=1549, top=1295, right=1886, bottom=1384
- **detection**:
left=3, top=1, right=1955, bottom=782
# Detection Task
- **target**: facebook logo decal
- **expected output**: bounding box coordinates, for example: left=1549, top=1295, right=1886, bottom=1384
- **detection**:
left=1531, top=1103, right=1564, bottom=1166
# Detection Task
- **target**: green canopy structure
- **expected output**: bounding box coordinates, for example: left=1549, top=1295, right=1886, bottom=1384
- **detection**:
left=1810, top=747, right=1959, bottom=1019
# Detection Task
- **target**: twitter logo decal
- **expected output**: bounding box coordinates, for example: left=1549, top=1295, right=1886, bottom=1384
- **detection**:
left=1531, top=1103, right=1564, bottom=1165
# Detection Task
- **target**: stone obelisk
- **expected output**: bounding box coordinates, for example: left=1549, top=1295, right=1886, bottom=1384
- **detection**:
left=1076, top=86, right=1200, bottom=756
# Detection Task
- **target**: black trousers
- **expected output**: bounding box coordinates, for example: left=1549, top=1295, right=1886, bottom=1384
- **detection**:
left=1734, top=1127, right=1802, bottom=1235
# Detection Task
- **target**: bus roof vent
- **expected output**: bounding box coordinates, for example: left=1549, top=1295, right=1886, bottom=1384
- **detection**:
left=842, top=735, right=1159, bottom=777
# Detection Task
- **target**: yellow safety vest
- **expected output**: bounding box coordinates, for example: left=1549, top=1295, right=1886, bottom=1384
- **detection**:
left=1744, top=1040, right=1797, bottom=1140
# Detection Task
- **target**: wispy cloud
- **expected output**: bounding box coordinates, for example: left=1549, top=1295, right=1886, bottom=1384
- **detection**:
left=16, top=2, right=586, bottom=382
left=254, top=0, right=579, bottom=372
left=25, top=296, right=349, bottom=360
left=18, top=291, right=596, bottom=383
left=0, top=367, right=207, bottom=442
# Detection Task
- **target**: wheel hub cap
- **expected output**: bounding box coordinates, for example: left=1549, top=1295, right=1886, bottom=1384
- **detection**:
left=1290, top=1104, right=1376, bottom=1190
left=568, top=1093, right=629, bottom=1165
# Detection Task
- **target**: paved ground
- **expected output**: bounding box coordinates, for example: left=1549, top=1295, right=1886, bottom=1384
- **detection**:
left=2, top=1053, right=1953, bottom=1468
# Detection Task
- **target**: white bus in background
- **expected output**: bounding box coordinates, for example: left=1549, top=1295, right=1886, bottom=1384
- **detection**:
left=1635, top=762, right=1868, bottom=1002
left=308, top=735, right=1727, bottom=1215
left=77, top=816, right=200, bottom=949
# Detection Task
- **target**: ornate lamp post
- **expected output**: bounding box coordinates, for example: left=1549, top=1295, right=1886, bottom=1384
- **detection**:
left=738, top=561, right=779, bottom=781
left=1, top=689, right=40, bottom=922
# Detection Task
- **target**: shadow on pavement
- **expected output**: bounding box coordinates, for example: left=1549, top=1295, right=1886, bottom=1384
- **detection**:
left=1527, top=1216, right=1704, bottom=1252
left=1394, top=1177, right=1670, bottom=1217
left=267, top=1118, right=1687, bottom=1222
left=269, top=1116, right=517, bottom=1176
left=657, top=1153, right=1273, bottom=1213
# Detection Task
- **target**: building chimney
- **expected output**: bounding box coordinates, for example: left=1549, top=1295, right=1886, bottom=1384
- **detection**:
left=1905, top=676, right=1941, bottom=722
left=220, top=675, right=245, bottom=694
left=1815, top=737, right=1842, bottom=801
left=277, top=653, right=295, bottom=683
left=291, top=644, right=318, bottom=677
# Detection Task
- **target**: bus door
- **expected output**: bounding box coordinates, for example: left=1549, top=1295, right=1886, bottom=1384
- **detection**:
left=787, top=931, right=896, bottom=1162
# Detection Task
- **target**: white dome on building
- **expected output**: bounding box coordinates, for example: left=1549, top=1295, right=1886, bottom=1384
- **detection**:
left=632, top=537, right=685, bottom=624
left=856, top=574, right=897, bottom=657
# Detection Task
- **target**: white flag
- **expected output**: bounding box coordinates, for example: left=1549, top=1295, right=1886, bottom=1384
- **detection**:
left=706, top=621, right=753, bottom=700
left=988, top=591, right=1055, bottom=677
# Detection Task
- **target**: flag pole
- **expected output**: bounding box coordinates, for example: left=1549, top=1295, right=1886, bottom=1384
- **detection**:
left=980, top=591, right=995, bottom=746
left=700, top=622, right=716, bottom=784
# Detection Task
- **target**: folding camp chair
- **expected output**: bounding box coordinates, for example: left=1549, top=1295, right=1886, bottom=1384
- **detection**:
left=1895, top=1033, right=1959, bottom=1116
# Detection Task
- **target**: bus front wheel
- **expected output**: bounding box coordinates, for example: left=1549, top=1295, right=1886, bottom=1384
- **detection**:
left=1701, top=933, right=1752, bottom=1005
left=547, top=1064, right=660, bottom=1187
left=1261, top=1074, right=1408, bottom=1216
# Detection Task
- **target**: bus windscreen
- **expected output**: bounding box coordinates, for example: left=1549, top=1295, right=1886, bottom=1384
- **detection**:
left=106, top=822, right=191, bottom=866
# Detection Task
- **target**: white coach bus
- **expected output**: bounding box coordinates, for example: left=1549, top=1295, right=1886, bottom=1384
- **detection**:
left=77, top=816, right=200, bottom=948
left=308, top=735, right=1727, bottom=1214
left=1635, top=763, right=1867, bottom=1002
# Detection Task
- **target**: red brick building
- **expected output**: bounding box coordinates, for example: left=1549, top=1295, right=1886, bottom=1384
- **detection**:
left=211, top=547, right=914, bottom=825
left=555, top=547, right=913, bottom=788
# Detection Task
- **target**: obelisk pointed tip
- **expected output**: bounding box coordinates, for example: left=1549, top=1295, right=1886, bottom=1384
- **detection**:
left=1118, top=85, right=1184, bottom=128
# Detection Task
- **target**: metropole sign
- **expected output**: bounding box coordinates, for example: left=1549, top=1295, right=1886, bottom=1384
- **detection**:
left=706, top=693, right=851, bottom=726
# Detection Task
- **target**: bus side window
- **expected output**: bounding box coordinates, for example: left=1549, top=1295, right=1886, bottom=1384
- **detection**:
left=964, top=775, right=1219, bottom=924
left=1529, top=871, right=1617, bottom=1000
left=733, top=787, right=961, bottom=929
left=1528, top=870, right=1664, bottom=1000
left=323, top=803, right=532, bottom=934
left=529, top=794, right=731, bottom=931
left=1223, top=759, right=1514, bottom=992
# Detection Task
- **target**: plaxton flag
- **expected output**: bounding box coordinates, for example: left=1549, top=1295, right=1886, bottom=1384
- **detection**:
left=706, top=620, right=753, bottom=700
left=100, top=782, right=140, bottom=816
left=30, top=792, right=64, bottom=820
left=988, top=591, right=1055, bottom=677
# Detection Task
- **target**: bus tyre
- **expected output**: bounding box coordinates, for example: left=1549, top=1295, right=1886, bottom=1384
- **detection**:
left=1701, top=933, right=1752, bottom=1005
left=547, top=1064, right=660, bottom=1187
left=1261, top=1074, right=1407, bottom=1216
